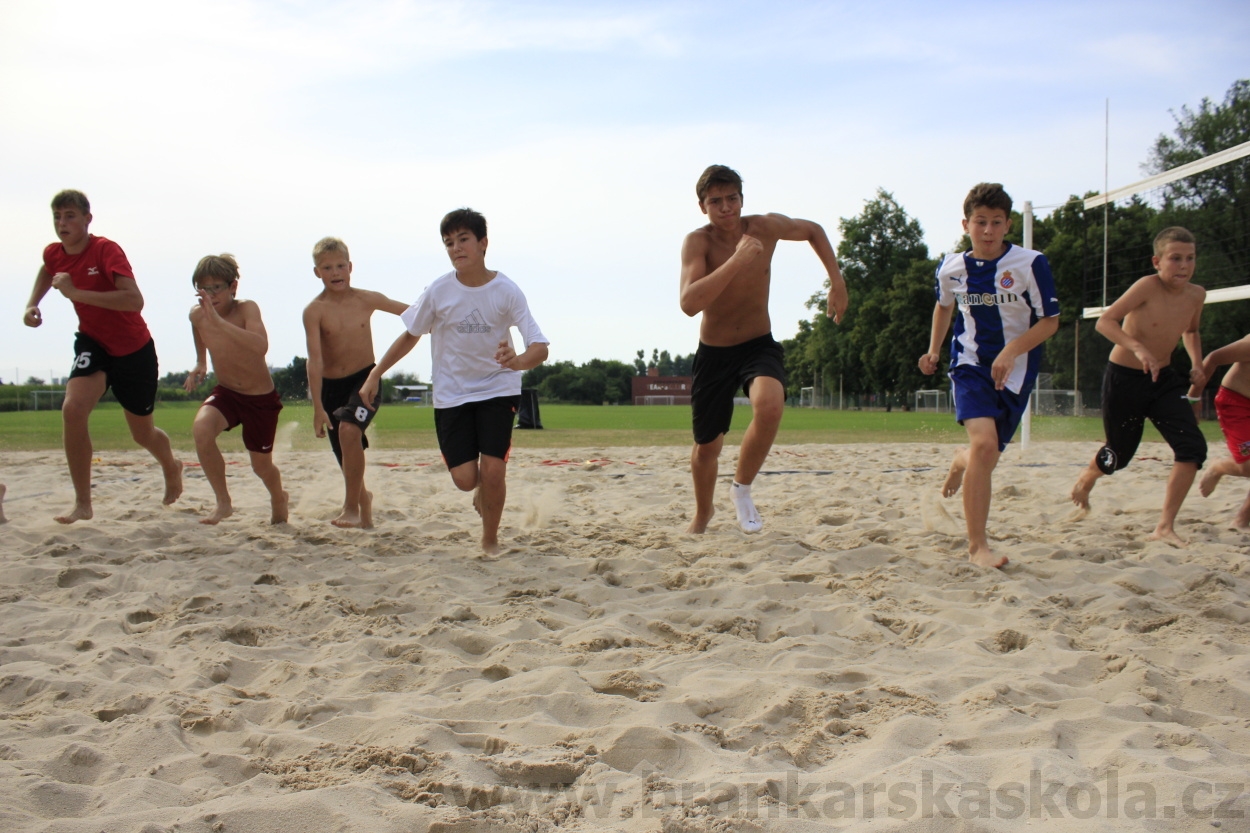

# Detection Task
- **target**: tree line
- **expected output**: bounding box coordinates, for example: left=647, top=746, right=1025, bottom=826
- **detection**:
left=785, top=79, right=1250, bottom=407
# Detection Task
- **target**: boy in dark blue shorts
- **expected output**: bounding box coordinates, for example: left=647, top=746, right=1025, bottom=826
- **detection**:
left=360, top=209, right=549, bottom=554
left=920, top=183, right=1060, bottom=568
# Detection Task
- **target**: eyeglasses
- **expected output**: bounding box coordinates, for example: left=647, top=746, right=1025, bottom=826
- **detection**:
left=197, top=283, right=232, bottom=295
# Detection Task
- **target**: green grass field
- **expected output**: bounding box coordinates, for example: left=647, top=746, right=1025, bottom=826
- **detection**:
left=0, top=401, right=1224, bottom=452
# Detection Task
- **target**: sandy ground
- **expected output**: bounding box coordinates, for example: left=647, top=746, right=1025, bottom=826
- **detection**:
left=0, top=440, right=1248, bottom=832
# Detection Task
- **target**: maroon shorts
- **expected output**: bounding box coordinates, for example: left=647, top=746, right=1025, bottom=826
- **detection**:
left=203, top=386, right=283, bottom=454
left=1215, top=386, right=1250, bottom=463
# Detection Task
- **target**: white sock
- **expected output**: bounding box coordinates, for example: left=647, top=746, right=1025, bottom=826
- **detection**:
left=730, top=480, right=762, bottom=533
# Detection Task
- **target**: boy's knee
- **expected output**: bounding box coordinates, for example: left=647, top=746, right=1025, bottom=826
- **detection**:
left=1096, top=445, right=1132, bottom=475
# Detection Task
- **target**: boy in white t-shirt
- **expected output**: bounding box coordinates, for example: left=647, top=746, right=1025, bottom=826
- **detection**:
left=360, top=209, right=549, bottom=554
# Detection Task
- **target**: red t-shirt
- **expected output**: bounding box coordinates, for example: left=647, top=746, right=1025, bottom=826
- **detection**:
left=43, top=234, right=151, bottom=356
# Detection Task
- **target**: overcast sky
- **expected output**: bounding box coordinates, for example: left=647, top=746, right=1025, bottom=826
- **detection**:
left=2, top=0, right=1246, bottom=386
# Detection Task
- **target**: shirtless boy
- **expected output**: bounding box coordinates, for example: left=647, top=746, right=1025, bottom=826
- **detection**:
left=22, top=189, right=182, bottom=523
left=303, top=237, right=407, bottom=528
left=1071, top=227, right=1207, bottom=545
left=679, top=165, right=848, bottom=534
left=184, top=254, right=288, bottom=525
left=1191, top=334, right=1250, bottom=529
left=920, top=183, right=1060, bottom=568
left=360, top=208, right=549, bottom=555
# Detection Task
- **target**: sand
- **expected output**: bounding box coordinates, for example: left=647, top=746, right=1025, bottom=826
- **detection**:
left=0, top=441, right=1248, bottom=832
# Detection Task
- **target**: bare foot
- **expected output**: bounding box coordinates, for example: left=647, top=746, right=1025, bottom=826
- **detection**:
left=481, top=537, right=502, bottom=555
left=55, top=502, right=93, bottom=525
left=200, top=501, right=233, bottom=525
left=162, top=459, right=184, bottom=505
left=1199, top=467, right=1223, bottom=498
left=270, top=490, right=289, bottom=525
left=1071, top=470, right=1097, bottom=511
left=360, top=490, right=373, bottom=529
left=1231, top=518, right=1250, bottom=532
left=969, top=544, right=1008, bottom=569
left=686, top=507, right=713, bottom=534
left=942, top=457, right=965, bottom=498
left=1148, top=527, right=1186, bottom=547
left=0, top=484, right=7, bottom=524
left=331, top=510, right=361, bottom=528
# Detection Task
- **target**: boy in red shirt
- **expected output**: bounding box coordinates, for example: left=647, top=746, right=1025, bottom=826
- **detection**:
left=23, top=190, right=183, bottom=523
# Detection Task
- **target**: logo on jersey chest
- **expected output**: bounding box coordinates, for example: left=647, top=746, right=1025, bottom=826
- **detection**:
left=87, top=267, right=100, bottom=276
left=1000, top=270, right=1015, bottom=289
left=957, top=291, right=1019, bottom=307
left=455, top=308, right=493, bottom=334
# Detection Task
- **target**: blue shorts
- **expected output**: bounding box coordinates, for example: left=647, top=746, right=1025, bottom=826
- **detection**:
left=950, top=364, right=1030, bottom=452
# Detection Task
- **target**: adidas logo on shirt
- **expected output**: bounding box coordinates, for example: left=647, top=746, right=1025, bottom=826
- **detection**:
left=456, top=309, right=493, bottom=334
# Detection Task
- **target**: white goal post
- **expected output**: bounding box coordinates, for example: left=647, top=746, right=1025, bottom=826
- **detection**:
left=914, top=389, right=949, bottom=412
left=31, top=390, right=65, bottom=411
left=799, top=386, right=815, bottom=408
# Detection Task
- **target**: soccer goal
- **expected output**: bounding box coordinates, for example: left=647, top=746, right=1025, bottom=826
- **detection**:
left=799, top=386, right=815, bottom=408
left=640, top=395, right=675, bottom=405
left=914, top=389, right=949, bottom=413
left=31, top=390, right=65, bottom=410
left=1032, top=389, right=1081, bottom=416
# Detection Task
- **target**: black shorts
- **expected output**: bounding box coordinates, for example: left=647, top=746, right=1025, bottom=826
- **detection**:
left=690, top=333, right=786, bottom=445
left=434, top=395, right=520, bottom=469
left=68, top=333, right=158, bottom=416
left=1097, top=362, right=1207, bottom=473
left=321, top=365, right=378, bottom=465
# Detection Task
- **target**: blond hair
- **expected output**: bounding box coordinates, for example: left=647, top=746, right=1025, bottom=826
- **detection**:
left=313, top=236, right=350, bottom=262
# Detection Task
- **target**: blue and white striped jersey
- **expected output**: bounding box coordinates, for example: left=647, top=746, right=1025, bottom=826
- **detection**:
left=934, top=242, right=1060, bottom=395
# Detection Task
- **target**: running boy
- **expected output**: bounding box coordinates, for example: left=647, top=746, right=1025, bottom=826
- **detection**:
left=183, top=254, right=287, bottom=525
left=1194, top=332, right=1250, bottom=530
left=919, top=183, right=1060, bottom=568
left=679, top=164, right=848, bottom=535
left=303, top=237, right=407, bottom=528
left=359, top=209, right=549, bottom=554
left=1070, top=227, right=1206, bottom=545
left=22, top=190, right=183, bottom=524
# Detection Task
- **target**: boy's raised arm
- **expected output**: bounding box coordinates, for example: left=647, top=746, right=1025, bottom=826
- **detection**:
left=369, top=291, right=409, bottom=316
left=678, top=230, right=760, bottom=316
left=50, top=273, right=144, bottom=312
left=194, top=292, right=268, bottom=355
left=770, top=214, right=848, bottom=324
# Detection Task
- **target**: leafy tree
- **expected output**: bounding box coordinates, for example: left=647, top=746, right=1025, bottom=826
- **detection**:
left=793, top=189, right=929, bottom=401
left=271, top=356, right=308, bottom=400
left=25, top=376, right=45, bottom=385
left=633, top=350, right=647, bottom=374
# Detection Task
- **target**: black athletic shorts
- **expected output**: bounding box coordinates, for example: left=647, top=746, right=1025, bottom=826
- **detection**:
left=68, top=333, right=158, bottom=416
left=321, top=364, right=378, bottom=465
left=1097, top=361, right=1207, bottom=473
left=690, top=333, right=786, bottom=445
left=434, top=395, right=520, bottom=469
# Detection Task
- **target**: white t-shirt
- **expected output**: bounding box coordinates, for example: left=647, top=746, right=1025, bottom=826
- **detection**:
left=401, top=271, right=548, bottom=408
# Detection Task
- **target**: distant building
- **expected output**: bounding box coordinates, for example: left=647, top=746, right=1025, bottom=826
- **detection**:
left=632, top=367, right=692, bottom=405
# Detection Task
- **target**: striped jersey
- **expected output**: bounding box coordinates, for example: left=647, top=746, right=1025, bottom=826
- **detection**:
left=934, top=242, right=1060, bottom=395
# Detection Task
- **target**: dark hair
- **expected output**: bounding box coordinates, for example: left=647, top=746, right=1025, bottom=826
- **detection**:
left=963, top=182, right=1012, bottom=218
left=696, top=165, right=743, bottom=202
left=440, top=208, right=487, bottom=241
left=1153, top=226, right=1196, bottom=256
left=192, top=253, right=240, bottom=286
left=51, top=189, right=90, bottom=214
